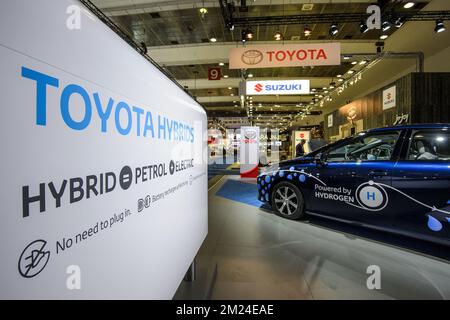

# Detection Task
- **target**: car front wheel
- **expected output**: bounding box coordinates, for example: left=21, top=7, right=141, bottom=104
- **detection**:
left=271, top=182, right=305, bottom=220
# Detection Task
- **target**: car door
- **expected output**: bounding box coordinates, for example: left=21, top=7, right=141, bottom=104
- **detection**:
left=307, top=129, right=405, bottom=226
left=391, top=128, right=450, bottom=242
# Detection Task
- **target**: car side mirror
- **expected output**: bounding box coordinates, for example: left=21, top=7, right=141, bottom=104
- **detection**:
left=315, top=153, right=327, bottom=167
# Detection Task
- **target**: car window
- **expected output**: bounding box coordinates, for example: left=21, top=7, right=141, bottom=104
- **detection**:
left=408, top=130, right=450, bottom=161
left=326, top=132, right=400, bottom=162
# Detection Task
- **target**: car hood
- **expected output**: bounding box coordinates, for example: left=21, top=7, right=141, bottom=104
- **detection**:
left=277, top=156, right=315, bottom=168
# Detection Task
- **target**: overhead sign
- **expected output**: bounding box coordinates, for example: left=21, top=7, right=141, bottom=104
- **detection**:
left=240, top=127, right=260, bottom=178
left=0, top=0, right=207, bottom=299
left=383, top=86, right=396, bottom=110
left=246, top=80, right=310, bottom=95
left=229, top=43, right=341, bottom=69
left=208, top=67, right=221, bottom=80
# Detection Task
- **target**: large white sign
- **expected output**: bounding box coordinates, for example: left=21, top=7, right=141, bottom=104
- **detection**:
left=229, top=43, right=341, bottom=69
left=240, top=127, right=260, bottom=178
left=383, top=86, right=396, bottom=110
left=246, top=80, right=310, bottom=95
left=0, top=0, right=207, bottom=299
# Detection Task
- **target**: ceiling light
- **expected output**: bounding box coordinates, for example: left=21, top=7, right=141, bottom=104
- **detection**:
left=274, top=31, right=283, bottom=41
left=199, top=7, right=208, bottom=15
left=244, top=28, right=254, bottom=40
left=210, top=37, right=217, bottom=43
left=219, top=62, right=224, bottom=66
left=223, top=75, right=229, bottom=78
left=351, top=61, right=357, bottom=65
left=395, top=17, right=406, bottom=28
left=248, top=73, right=254, bottom=78
left=382, top=21, right=391, bottom=32
left=435, top=20, right=446, bottom=33
left=360, top=21, right=369, bottom=34
left=228, top=87, right=232, bottom=90
left=338, top=78, right=344, bottom=82
left=359, top=60, right=368, bottom=65
left=348, top=70, right=355, bottom=74
left=329, top=23, right=339, bottom=36
left=343, top=55, right=351, bottom=60
left=230, top=93, right=234, bottom=96
left=380, top=34, right=389, bottom=40
left=337, top=74, right=342, bottom=78
left=404, top=2, right=415, bottom=9
left=303, top=26, right=312, bottom=37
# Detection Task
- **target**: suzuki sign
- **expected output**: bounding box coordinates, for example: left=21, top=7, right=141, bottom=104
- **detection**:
left=230, top=43, right=341, bottom=69
left=246, top=80, right=310, bottom=95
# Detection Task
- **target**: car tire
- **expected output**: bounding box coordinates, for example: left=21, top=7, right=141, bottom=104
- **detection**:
left=271, top=182, right=305, bottom=220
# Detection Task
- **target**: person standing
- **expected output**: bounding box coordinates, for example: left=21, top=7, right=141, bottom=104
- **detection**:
left=295, top=139, right=306, bottom=157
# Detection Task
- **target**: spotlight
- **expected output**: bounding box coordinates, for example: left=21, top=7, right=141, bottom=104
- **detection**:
left=404, top=2, right=415, bottom=9
left=395, top=16, right=406, bottom=28
left=382, top=20, right=392, bottom=32
left=274, top=31, right=283, bottom=41
left=242, top=28, right=253, bottom=42
left=435, top=20, right=446, bottom=33
left=360, top=21, right=369, bottom=34
left=219, top=62, right=224, bottom=66
left=303, top=26, right=312, bottom=37
left=209, top=37, right=217, bottom=43
left=329, top=23, right=339, bottom=36
left=380, top=34, right=388, bottom=40
left=199, top=6, right=208, bottom=19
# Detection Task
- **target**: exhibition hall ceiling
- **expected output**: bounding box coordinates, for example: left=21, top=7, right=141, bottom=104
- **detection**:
left=92, top=0, right=435, bottom=128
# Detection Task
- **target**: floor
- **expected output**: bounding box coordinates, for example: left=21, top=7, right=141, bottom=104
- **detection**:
left=175, top=175, right=450, bottom=300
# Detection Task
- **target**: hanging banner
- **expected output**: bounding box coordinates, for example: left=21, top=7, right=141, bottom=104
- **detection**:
left=229, top=43, right=341, bottom=69
left=240, top=127, right=260, bottom=178
left=246, top=80, right=310, bottom=95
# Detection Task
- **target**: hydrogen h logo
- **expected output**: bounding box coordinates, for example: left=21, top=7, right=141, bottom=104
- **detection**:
left=356, top=181, right=388, bottom=211
left=254, top=83, right=263, bottom=93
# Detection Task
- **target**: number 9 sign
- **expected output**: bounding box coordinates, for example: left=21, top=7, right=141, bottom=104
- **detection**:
left=208, top=67, right=222, bottom=81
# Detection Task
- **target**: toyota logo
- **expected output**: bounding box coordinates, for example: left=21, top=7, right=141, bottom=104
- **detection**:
left=241, top=50, right=263, bottom=65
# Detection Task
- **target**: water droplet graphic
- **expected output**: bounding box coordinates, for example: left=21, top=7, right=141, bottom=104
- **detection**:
left=289, top=166, right=295, bottom=171
left=427, top=215, right=443, bottom=232
left=265, top=176, right=271, bottom=183
left=279, top=171, right=285, bottom=177
left=299, top=174, right=306, bottom=183
left=287, top=175, right=293, bottom=180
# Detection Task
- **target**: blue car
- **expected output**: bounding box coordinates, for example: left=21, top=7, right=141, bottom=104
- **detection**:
left=258, top=124, right=450, bottom=246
